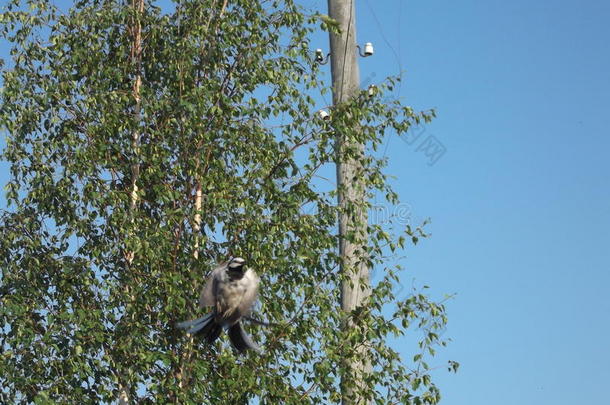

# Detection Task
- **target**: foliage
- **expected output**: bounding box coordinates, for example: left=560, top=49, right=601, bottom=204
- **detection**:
left=0, top=0, right=455, bottom=403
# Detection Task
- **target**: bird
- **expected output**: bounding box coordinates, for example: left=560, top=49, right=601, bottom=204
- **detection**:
left=176, top=257, right=261, bottom=353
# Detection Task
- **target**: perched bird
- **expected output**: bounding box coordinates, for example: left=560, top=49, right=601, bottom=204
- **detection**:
left=176, top=257, right=261, bottom=353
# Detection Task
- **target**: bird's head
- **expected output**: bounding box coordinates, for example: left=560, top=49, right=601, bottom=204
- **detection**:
left=228, top=257, right=246, bottom=273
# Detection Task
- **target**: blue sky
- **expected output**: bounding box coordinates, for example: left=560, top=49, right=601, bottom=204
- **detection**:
left=2, top=0, right=609, bottom=404
left=325, top=1, right=609, bottom=404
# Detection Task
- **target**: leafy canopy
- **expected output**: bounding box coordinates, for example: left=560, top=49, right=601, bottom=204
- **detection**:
left=0, top=0, right=454, bottom=403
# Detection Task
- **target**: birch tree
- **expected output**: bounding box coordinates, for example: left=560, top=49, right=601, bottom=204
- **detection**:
left=0, top=0, right=456, bottom=403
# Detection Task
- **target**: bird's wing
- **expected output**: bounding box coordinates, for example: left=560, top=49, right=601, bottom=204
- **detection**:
left=237, top=268, right=260, bottom=316
left=228, top=321, right=261, bottom=353
left=199, top=261, right=227, bottom=308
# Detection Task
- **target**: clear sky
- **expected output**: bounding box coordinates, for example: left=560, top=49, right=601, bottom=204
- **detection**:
left=2, top=1, right=609, bottom=404
left=320, top=1, right=609, bottom=404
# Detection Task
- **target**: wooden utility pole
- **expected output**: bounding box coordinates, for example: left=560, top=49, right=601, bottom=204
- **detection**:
left=327, top=1, right=371, bottom=404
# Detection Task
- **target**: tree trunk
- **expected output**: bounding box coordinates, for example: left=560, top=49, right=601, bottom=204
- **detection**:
left=119, top=0, right=144, bottom=403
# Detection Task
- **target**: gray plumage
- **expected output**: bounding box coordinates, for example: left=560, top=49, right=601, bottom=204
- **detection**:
left=176, top=257, right=261, bottom=353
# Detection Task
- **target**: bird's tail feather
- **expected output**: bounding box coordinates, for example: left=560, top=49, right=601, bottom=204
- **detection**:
left=228, top=321, right=261, bottom=353
left=176, top=313, right=212, bottom=330
left=199, top=319, right=223, bottom=344
left=176, top=313, right=222, bottom=344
